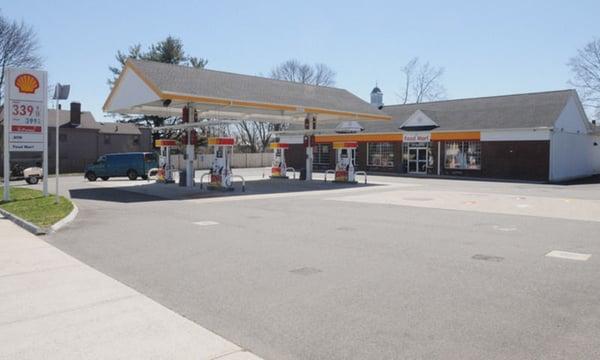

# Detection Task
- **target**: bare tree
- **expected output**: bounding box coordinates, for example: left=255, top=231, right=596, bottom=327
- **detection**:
left=235, top=120, right=259, bottom=153
left=232, top=59, right=336, bottom=152
left=569, top=38, right=600, bottom=121
left=0, top=13, right=42, bottom=101
left=269, top=59, right=336, bottom=86
left=399, top=58, right=418, bottom=104
left=312, top=63, right=337, bottom=86
left=398, top=57, right=445, bottom=104
left=231, top=121, right=272, bottom=152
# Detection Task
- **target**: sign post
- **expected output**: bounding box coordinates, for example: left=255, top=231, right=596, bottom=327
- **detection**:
left=3, top=68, right=48, bottom=201
left=52, top=84, right=70, bottom=204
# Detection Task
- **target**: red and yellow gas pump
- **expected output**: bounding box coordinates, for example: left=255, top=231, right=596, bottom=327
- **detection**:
left=333, top=141, right=358, bottom=183
left=270, top=143, right=289, bottom=178
left=207, top=137, right=235, bottom=190
left=154, top=139, right=178, bottom=183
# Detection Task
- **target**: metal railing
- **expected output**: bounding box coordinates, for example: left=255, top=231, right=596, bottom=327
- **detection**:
left=324, top=170, right=367, bottom=184
left=199, top=172, right=211, bottom=190
left=200, top=173, right=246, bottom=192
left=286, top=167, right=296, bottom=179
left=147, top=168, right=159, bottom=182
left=355, top=171, right=368, bottom=184
left=232, top=175, right=246, bottom=192
left=323, top=169, right=336, bottom=182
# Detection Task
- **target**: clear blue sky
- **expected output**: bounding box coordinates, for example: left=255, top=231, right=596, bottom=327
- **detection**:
left=3, top=0, right=599, bottom=121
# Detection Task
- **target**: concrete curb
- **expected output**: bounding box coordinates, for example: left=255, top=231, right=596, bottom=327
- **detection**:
left=0, top=201, right=78, bottom=236
left=0, top=207, right=46, bottom=235
left=49, top=203, right=79, bottom=233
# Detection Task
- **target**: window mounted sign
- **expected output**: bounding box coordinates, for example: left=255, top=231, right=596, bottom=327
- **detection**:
left=403, top=132, right=431, bottom=143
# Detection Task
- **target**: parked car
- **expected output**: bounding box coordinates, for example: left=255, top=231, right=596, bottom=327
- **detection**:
left=84, top=152, right=158, bottom=181
left=23, top=167, right=43, bottom=184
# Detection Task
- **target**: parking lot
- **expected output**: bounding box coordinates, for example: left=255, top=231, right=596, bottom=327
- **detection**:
left=32, top=170, right=600, bottom=359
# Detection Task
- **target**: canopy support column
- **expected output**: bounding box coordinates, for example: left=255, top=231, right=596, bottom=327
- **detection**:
left=186, top=104, right=195, bottom=188
left=304, top=114, right=316, bottom=181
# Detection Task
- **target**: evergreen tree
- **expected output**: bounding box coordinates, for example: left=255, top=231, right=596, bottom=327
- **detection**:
left=107, top=36, right=208, bottom=130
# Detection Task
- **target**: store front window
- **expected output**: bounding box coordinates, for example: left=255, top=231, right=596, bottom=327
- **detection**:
left=367, top=142, right=394, bottom=167
left=444, top=141, right=481, bottom=170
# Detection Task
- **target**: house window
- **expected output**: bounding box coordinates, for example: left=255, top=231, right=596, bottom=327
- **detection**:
left=133, top=136, right=140, bottom=145
left=313, top=144, right=331, bottom=165
left=59, top=134, right=67, bottom=142
left=444, top=141, right=481, bottom=170
left=104, top=135, right=111, bottom=144
left=367, top=142, right=394, bottom=167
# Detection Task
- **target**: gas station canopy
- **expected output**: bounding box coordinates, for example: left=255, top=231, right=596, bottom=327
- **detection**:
left=103, top=59, right=391, bottom=124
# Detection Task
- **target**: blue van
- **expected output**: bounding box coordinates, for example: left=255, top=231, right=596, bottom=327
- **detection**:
left=85, top=152, right=158, bottom=181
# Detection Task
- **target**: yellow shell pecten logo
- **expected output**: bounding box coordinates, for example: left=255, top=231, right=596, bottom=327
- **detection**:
left=14, top=73, right=40, bottom=94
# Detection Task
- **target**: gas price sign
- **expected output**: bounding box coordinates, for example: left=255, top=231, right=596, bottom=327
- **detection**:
left=4, top=69, right=47, bottom=152
left=10, top=100, right=43, bottom=133
left=8, top=100, right=44, bottom=151
left=3, top=67, right=48, bottom=201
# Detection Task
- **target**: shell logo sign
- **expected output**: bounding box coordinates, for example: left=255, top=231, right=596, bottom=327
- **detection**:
left=14, top=73, right=40, bottom=94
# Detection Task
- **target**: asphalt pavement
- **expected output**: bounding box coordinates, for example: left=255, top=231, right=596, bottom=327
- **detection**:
left=34, top=170, right=600, bottom=359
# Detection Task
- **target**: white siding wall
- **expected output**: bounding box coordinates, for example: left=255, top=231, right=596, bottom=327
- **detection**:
left=550, top=132, right=596, bottom=181
left=593, top=135, right=600, bottom=174
left=277, top=135, right=304, bottom=144
left=481, top=129, right=551, bottom=141
left=170, top=153, right=272, bottom=170
left=549, top=95, right=597, bottom=182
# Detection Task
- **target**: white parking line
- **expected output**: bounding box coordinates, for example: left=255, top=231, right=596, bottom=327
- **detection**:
left=194, top=221, right=219, bottom=226
left=492, top=225, right=517, bottom=232
left=545, top=250, right=591, bottom=261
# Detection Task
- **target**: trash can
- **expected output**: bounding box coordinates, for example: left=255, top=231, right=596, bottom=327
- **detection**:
left=179, top=170, right=186, bottom=186
left=299, top=168, right=306, bottom=180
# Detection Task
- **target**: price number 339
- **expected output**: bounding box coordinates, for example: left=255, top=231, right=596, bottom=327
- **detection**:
left=12, top=103, right=40, bottom=117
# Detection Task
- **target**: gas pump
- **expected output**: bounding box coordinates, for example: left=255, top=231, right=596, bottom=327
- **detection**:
left=333, top=141, right=358, bottom=183
left=207, top=137, right=235, bottom=190
left=270, top=143, right=289, bottom=178
left=154, top=139, right=178, bottom=183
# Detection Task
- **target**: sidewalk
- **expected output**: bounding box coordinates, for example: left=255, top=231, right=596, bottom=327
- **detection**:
left=0, top=215, right=262, bottom=360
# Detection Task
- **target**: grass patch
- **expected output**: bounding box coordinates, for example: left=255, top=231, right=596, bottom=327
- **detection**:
left=0, top=187, right=74, bottom=228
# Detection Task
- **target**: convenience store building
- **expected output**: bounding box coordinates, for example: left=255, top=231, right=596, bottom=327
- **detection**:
left=283, top=89, right=600, bottom=182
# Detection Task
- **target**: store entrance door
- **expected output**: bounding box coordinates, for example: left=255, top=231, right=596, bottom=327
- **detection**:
left=408, top=147, right=428, bottom=174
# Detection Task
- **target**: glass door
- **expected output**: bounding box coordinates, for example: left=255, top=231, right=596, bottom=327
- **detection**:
left=417, top=148, right=427, bottom=173
left=408, top=147, right=427, bottom=174
left=408, top=148, right=417, bottom=173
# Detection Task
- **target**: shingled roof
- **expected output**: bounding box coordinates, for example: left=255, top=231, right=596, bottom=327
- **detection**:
left=293, top=89, right=581, bottom=133
left=104, top=59, right=390, bottom=122
left=1, top=109, right=145, bottom=135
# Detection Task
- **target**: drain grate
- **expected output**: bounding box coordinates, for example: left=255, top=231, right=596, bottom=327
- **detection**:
left=290, top=267, right=322, bottom=276
left=472, top=254, right=504, bottom=262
